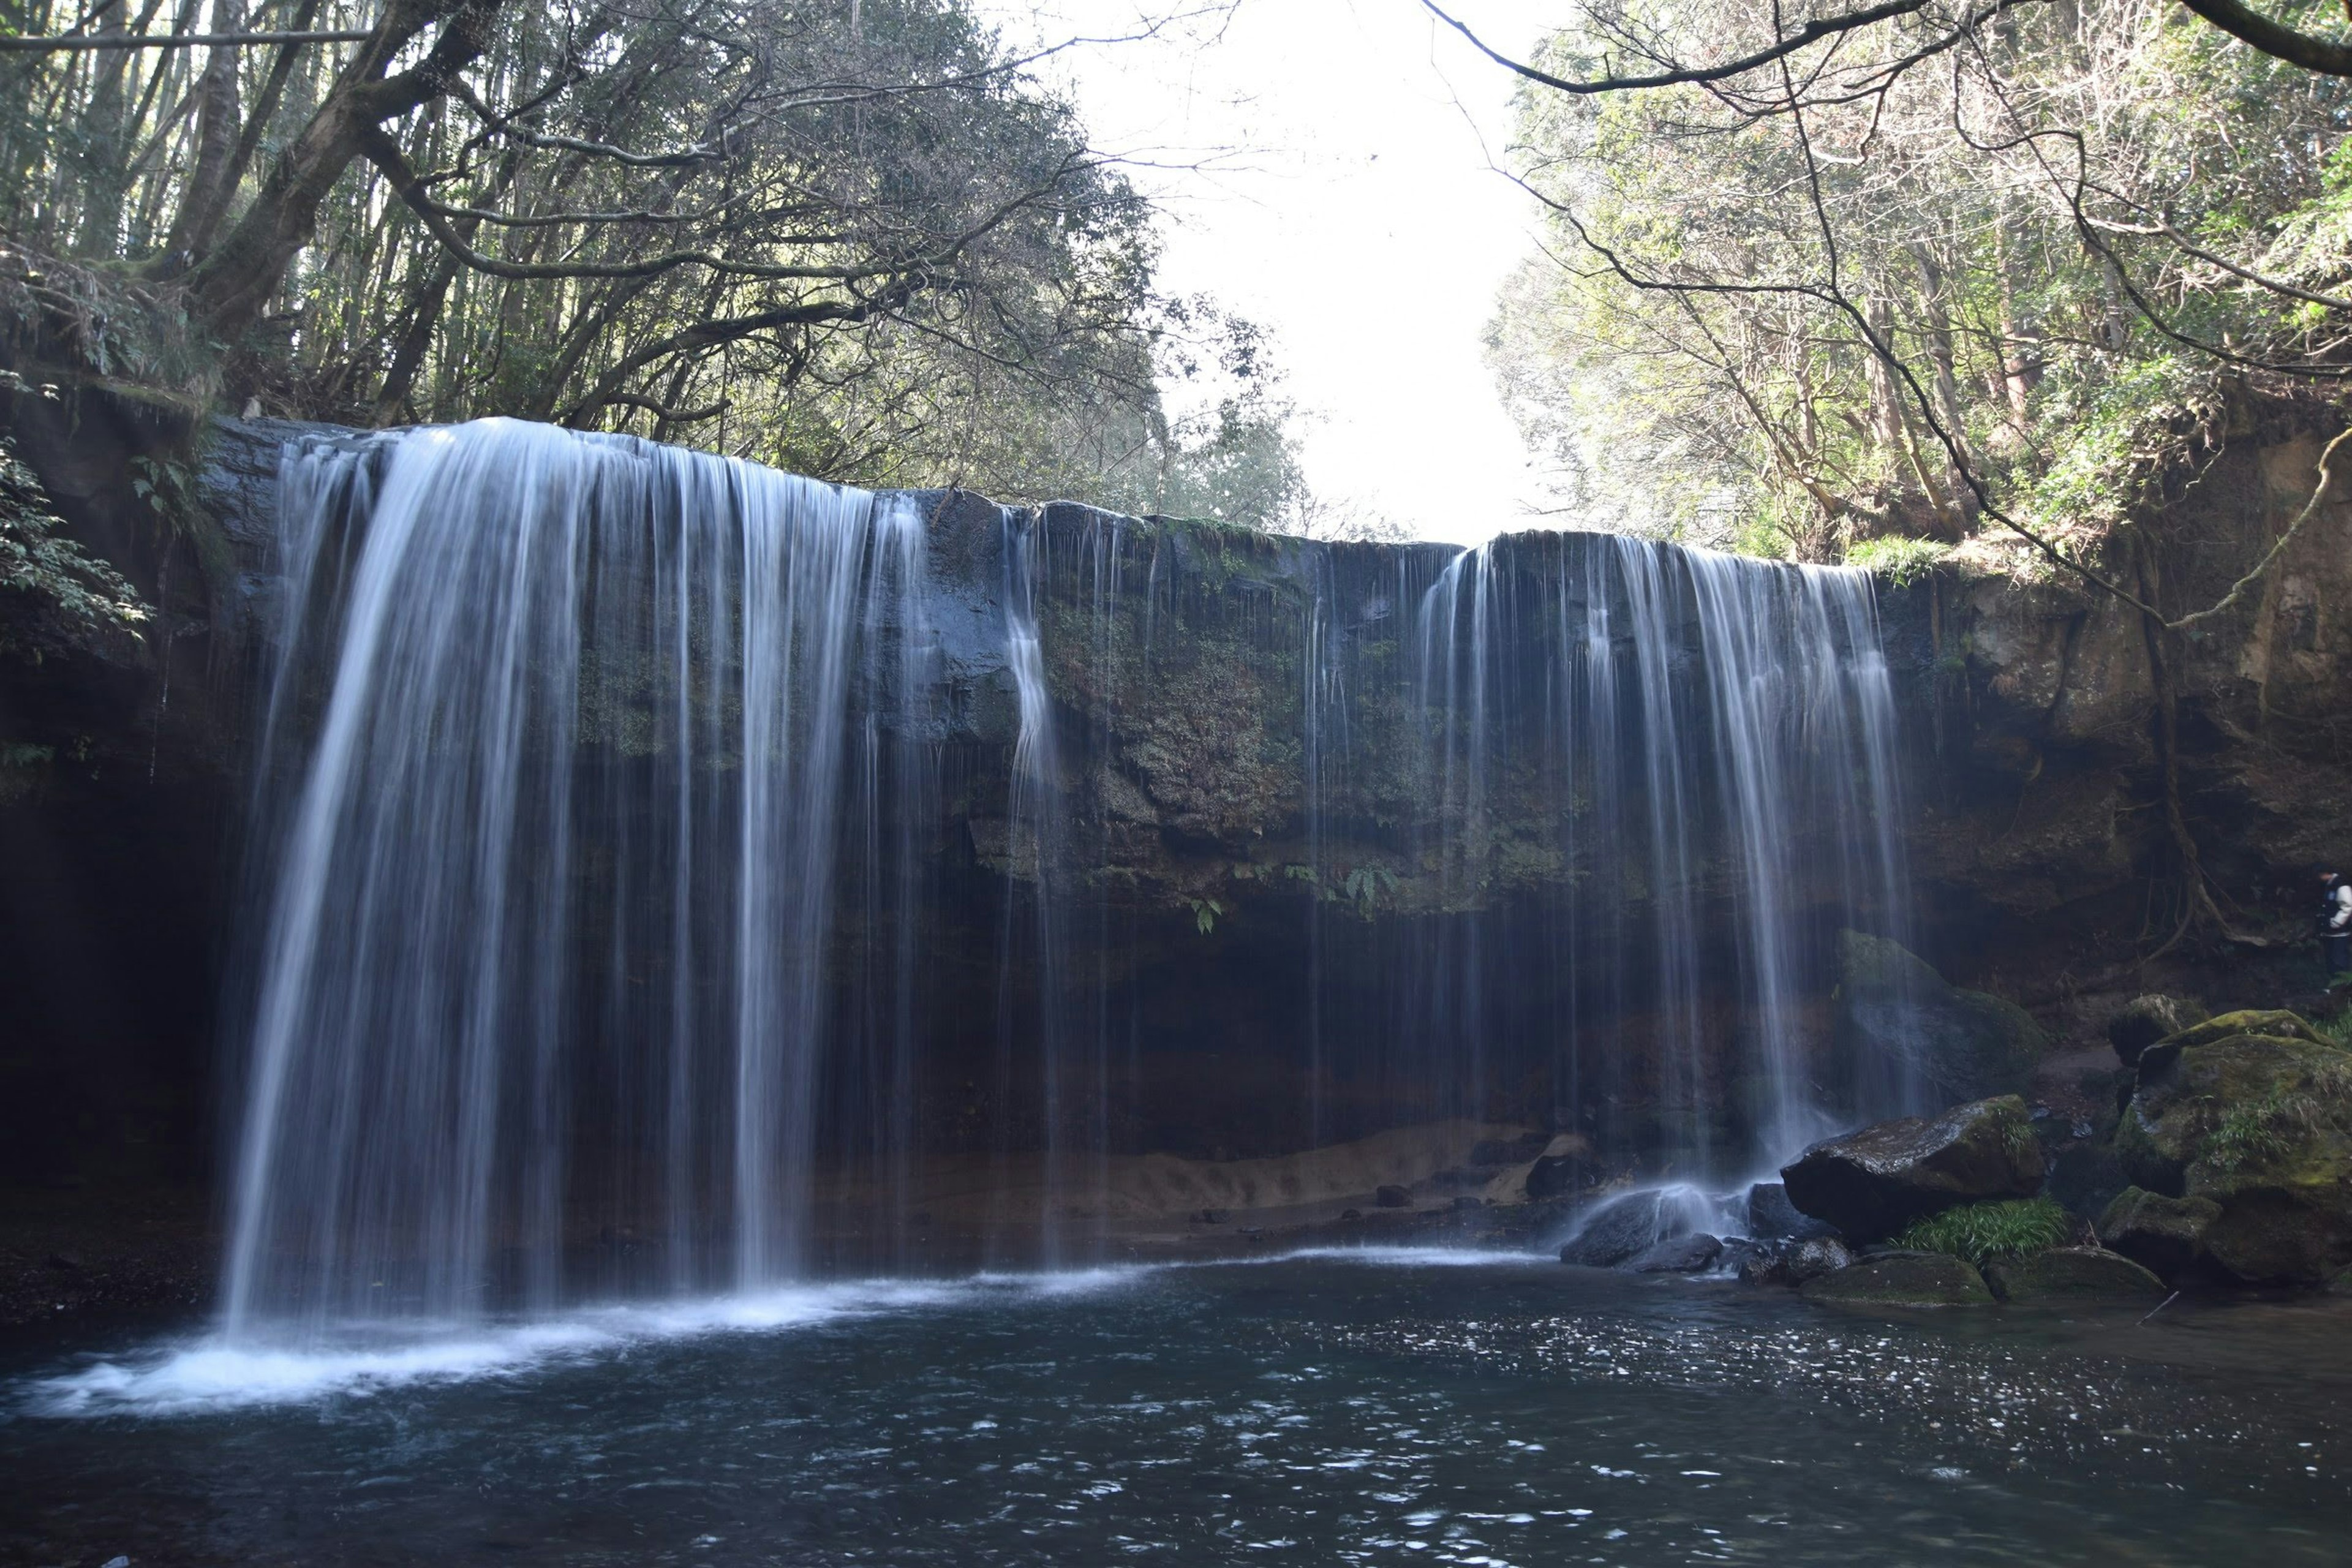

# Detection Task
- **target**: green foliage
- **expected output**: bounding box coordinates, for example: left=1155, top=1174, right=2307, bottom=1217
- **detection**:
left=2200, top=1093, right=2317, bottom=1172
left=1844, top=535, right=1950, bottom=586
left=1340, top=864, right=1399, bottom=916
left=0, top=0, right=1329, bottom=524
left=0, top=430, right=146, bottom=654
left=1189, top=897, right=1225, bottom=935
left=1890, top=1197, right=2074, bottom=1270
left=2316, top=1006, right=2352, bottom=1049
left=1488, top=0, right=2352, bottom=559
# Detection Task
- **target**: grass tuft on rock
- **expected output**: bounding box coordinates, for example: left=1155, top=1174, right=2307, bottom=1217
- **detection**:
left=1890, top=1197, right=2073, bottom=1270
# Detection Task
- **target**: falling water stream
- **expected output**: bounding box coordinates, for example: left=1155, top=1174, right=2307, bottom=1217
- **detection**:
left=205, top=418, right=1928, bottom=1334
left=12, top=420, right=2343, bottom=1567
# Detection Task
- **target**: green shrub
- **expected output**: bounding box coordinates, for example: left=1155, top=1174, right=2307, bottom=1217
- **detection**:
left=0, top=427, right=147, bottom=654
left=1844, top=535, right=1950, bottom=586
left=1890, top=1197, right=2073, bottom=1269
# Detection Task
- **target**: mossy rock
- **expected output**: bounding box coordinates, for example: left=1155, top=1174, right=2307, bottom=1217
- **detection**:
left=1834, top=931, right=2046, bottom=1104
left=2116, top=1032, right=2352, bottom=1284
left=2151, top=1010, right=2326, bottom=1056
left=1983, top=1246, right=2166, bottom=1303
left=2097, top=1186, right=2220, bottom=1279
left=1799, top=1251, right=1996, bottom=1307
left=1781, top=1095, right=2045, bottom=1241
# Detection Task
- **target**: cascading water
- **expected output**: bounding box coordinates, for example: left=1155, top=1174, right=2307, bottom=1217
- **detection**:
left=221, top=418, right=1919, bottom=1338
left=223, top=420, right=932, bottom=1335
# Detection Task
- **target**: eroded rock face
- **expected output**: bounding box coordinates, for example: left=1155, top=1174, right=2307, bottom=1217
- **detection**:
left=1834, top=931, right=2046, bottom=1106
left=2097, top=1188, right=2222, bottom=1279
left=1984, top=1246, right=2166, bottom=1303
left=1798, top=1251, right=1994, bottom=1306
left=2116, top=1025, right=2352, bottom=1284
left=1781, top=1096, right=2045, bottom=1242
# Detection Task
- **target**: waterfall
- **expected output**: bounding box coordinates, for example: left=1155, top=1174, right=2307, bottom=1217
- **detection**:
left=222, top=419, right=1915, bottom=1334
left=224, top=421, right=930, bottom=1335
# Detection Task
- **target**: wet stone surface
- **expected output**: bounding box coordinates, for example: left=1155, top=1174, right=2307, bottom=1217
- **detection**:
left=2, top=1251, right=2347, bottom=1566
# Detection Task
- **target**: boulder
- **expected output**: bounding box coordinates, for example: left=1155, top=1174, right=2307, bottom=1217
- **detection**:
left=2146, top=1009, right=2328, bottom=1057
left=2116, top=1029, right=2352, bottom=1284
left=1374, top=1185, right=1412, bottom=1209
left=1983, top=1246, right=2167, bottom=1303
left=1627, top=1234, right=1722, bottom=1273
left=1780, top=1096, right=2045, bottom=1242
left=1834, top=930, right=2048, bottom=1104
left=2097, top=1187, right=2219, bottom=1278
left=1786, top=1236, right=1854, bottom=1282
left=2105, top=995, right=2208, bottom=1068
left=1736, top=1235, right=1851, bottom=1287
left=1559, top=1190, right=1686, bottom=1268
left=1525, top=1137, right=1598, bottom=1200
left=1798, top=1250, right=1996, bottom=1306
left=1746, top=1181, right=1837, bottom=1241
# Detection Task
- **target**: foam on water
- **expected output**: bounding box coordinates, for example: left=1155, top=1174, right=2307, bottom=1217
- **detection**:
left=18, top=1268, right=1152, bottom=1420
left=20, top=1246, right=1565, bottom=1419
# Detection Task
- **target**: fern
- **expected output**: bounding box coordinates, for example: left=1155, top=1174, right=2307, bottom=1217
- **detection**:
left=1891, top=1197, right=2073, bottom=1270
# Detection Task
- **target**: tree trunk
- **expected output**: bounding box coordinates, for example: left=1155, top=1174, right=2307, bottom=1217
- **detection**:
left=164, top=0, right=244, bottom=260
left=184, top=0, right=500, bottom=346
left=74, top=1, right=132, bottom=256
left=1910, top=240, right=1978, bottom=525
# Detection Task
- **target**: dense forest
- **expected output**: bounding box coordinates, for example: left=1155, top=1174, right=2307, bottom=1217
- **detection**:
left=1480, top=0, right=2352, bottom=565
left=0, top=0, right=1317, bottom=542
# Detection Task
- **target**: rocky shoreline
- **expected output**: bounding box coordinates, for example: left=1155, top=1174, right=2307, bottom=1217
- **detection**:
left=1542, top=995, right=2352, bottom=1308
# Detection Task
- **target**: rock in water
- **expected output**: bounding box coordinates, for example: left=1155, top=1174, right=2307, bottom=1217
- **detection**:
left=1780, top=1096, right=2044, bottom=1242
left=1983, top=1246, right=2166, bottom=1303
left=1374, top=1185, right=1412, bottom=1209
left=1798, top=1251, right=1996, bottom=1306
left=1785, top=1236, right=1854, bottom=1283
left=1833, top=930, right=2047, bottom=1104
left=2115, top=1023, right=2352, bottom=1284
left=1559, top=1191, right=1682, bottom=1267
left=2105, top=995, right=2208, bottom=1068
left=1747, top=1181, right=1836, bottom=1240
left=2097, top=1187, right=2220, bottom=1278
left=1733, top=1235, right=1853, bottom=1287
left=1628, top=1234, right=1722, bottom=1273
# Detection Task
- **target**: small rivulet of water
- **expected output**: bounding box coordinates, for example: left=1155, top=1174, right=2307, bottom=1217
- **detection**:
left=220, top=418, right=1920, bottom=1341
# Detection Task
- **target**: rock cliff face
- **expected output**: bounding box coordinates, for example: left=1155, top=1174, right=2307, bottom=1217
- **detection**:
left=1879, top=415, right=2352, bottom=1025
left=4, top=401, right=2348, bottom=1193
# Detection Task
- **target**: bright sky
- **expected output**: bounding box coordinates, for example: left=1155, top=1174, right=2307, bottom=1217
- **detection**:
left=979, top=1, right=1560, bottom=545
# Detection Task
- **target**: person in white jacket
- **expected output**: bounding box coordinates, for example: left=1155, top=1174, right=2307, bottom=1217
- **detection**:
left=2318, top=869, right=2352, bottom=986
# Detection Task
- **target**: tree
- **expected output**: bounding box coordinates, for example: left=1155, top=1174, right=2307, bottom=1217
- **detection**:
left=0, top=0, right=1251, bottom=504
left=1479, top=0, right=2352, bottom=571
